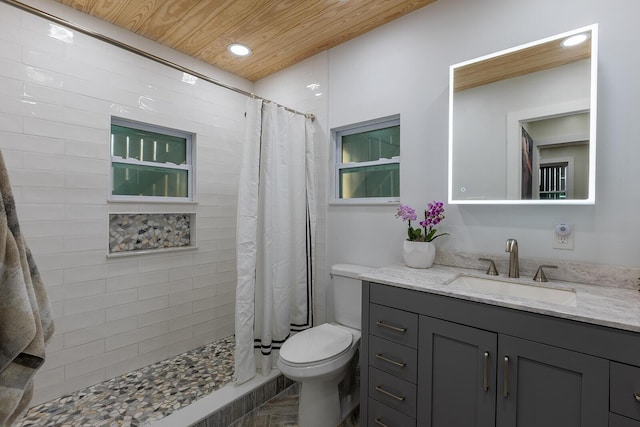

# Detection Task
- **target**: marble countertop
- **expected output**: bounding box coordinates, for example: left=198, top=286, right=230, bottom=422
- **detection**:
left=360, top=264, right=640, bottom=334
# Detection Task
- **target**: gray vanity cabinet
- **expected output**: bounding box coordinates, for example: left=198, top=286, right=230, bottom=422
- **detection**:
left=610, top=413, right=640, bottom=427
left=609, top=362, right=640, bottom=426
left=360, top=281, right=638, bottom=427
left=417, top=317, right=608, bottom=427
left=418, top=316, right=497, bottom=426
left=496, top=335, right=608, bottom=427
left=367, top=304, right=418, bottom=425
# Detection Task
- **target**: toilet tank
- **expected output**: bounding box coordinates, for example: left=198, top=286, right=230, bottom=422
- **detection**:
left=331, top=264, right=372, bottom=330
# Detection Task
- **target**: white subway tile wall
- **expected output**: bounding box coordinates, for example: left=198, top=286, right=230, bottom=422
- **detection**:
left=0, top=2, right=246, bottom=404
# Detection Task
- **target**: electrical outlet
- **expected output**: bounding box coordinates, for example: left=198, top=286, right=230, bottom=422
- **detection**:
left=552, top=223, right=574, bottom=250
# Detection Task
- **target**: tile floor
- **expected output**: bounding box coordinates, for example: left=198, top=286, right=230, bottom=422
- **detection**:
left=15, top=335, right=360, bottom=427
left=16, top=336, right=235, bottom=427
left=229, top=387, right=299, bottom=427
left=229, top=384, right=359, bottom=427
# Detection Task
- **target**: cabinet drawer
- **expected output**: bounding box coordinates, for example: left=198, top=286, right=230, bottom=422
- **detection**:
left=369, top=335, right=417, bottom=383
left=368, top=398, right=416, bottom=427
left=611, top=362, right=640, bottom=421
left=369, top=367, right=416, bottom=417
left=370, top=304, right=418, bottom=348
left=610, top=413, right=640, bottom=427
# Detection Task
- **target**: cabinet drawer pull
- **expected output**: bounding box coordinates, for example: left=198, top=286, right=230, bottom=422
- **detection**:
left=375, top=385, right=406, bottom=401
left=483, top=351, right=489, bottom=392
left=374, top=417, right=389, bottom=427
left=376, top=353, right=406, bottom=368
left=503, top=356, right=510, bottom=398
left=634, top=392, right=640, bottom=402
left=376, top=320, right=407, bottom=333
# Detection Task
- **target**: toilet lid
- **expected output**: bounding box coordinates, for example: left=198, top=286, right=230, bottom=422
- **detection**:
left=280, top=324, right=353, bottom=365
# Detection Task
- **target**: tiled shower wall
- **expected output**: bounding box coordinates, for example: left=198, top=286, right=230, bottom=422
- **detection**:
left=0, top=1, right=249, bottom=404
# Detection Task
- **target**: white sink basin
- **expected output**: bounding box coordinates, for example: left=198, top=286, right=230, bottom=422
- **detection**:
left=447, top=275, right=577, bottom=307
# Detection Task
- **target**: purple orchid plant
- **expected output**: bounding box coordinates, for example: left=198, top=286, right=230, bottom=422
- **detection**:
left=395, top=201, right=450, bottom=242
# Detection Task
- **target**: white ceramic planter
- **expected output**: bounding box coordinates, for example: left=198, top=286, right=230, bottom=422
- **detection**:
left=402, top=240, right=436, bottom=269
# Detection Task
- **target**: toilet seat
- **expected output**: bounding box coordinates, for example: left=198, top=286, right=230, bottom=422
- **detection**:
left=280, top=324, right=353, bottom=366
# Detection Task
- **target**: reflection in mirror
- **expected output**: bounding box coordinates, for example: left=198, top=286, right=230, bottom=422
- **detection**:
left=448, top=24, right=598, bottom=204
left=521, top=112, right=589, bottom=200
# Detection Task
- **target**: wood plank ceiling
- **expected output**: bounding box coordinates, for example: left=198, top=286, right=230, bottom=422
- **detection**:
left=453, top=34, right=591, bottom=92
left=51, top=0, right=437, bottom=82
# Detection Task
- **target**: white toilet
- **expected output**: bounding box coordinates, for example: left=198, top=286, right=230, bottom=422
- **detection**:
left=277, top=264, right=370, bottom=427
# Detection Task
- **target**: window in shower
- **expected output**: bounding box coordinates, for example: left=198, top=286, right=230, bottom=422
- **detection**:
left=333, top=115, right=400, bottom=204
left=110, top=118, right=194, bottom=202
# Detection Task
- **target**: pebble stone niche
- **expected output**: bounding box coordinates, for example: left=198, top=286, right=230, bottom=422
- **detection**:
left=109, top=213, right=192, bottom=254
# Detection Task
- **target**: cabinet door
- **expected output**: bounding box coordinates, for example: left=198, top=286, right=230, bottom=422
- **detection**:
left=418, top=316, right=498, bottom=427
left=497, top=334, right=608, bottom=427
left=610, top=362, right=640, bottom=422
left=610, top=413, right=640, bottom=427
left=369, top=335, right=418, bottom=383
left=368, top=398, right=416, bottom=427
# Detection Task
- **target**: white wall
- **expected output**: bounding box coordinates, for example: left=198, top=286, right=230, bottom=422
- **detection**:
left=322, top=0, right=640, bottom=270
left=0, top=1, right=250, bottom=403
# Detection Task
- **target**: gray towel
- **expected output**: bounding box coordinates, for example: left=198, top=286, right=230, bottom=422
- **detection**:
left=0, top=150, right=54, bottom=426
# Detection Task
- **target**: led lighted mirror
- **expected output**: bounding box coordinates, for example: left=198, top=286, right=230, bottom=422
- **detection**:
left=448, top=24, right=598, bottom=205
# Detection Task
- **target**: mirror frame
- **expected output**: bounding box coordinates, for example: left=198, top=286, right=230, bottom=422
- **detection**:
left=448, top=24, right=598, bottom=205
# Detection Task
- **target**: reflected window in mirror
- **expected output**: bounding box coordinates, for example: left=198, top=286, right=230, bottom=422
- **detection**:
left=521, top=112, right=590, bottom=200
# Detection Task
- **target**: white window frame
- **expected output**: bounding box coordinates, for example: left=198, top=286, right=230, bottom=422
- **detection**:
left=332, top=115, right=400, bottom=205
left=109, top=117, right=195, bottom=203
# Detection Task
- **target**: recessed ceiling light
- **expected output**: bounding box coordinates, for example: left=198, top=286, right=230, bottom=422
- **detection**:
left=561, top=33, right=589, bottom=47
left=228, top=43, right=252, bottom=56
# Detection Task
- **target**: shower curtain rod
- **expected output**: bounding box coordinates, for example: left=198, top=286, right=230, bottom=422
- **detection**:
left=2, top=0, right=315, bottom=121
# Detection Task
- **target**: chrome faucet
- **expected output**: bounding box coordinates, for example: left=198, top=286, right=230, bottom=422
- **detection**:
left=505, top=238, right=519, bottom=278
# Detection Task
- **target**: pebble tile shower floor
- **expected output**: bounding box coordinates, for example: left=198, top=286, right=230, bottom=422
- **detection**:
left=16, top=336, right=235, bottom=427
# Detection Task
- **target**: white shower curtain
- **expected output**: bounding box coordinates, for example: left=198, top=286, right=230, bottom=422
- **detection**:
left=235, top=99, right=316, bottom=384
